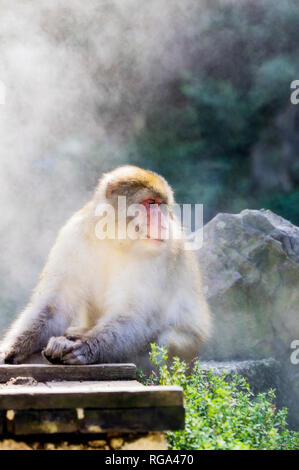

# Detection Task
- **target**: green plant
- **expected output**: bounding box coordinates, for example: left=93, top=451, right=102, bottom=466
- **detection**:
left=138, top=344, right=299, bottom=450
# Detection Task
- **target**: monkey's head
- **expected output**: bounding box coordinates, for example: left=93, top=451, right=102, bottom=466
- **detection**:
left=95, top=165, right=181, bottom=252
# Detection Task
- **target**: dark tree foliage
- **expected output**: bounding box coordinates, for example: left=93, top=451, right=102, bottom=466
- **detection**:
left=127, top=0, right=299, bottom=224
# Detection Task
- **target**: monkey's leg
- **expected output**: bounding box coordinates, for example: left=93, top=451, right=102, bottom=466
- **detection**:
left=0, top=304, right=71, bottom=364
left=43, top=313, right=159, bottom=365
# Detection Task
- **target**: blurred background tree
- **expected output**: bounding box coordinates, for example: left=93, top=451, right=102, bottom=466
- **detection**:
left=125, top=0, right=299, bottom=223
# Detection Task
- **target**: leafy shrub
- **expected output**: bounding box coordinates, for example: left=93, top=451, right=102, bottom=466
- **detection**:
left=138, top=344, right=299, bottom=450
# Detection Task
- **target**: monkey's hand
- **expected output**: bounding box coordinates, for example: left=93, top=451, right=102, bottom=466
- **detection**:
left=43, top=336, right=82, bottom=364
left=62, top=334, right=99, bottom=364
left=0, top=347, right=28, bottom=364
left=43, top=335, right=98, bottom=365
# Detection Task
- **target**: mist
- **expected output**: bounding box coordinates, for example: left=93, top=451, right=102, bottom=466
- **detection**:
left=0, top=0, right=207, bottom=329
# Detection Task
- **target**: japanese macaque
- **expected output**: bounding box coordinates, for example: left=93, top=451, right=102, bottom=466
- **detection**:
left=0, top=165, right=211, bottom=372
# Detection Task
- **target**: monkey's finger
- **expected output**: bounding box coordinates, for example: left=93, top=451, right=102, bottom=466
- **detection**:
left=5, top=357, right=19, bottom=364
left=62, top=351, right=87, bottom=365
left=64, top=355, right=86, bottom=365
left=63, top=340, right=87, bottom=351
left=4, top=355, right=19, bottom=364
left=42, top=351, right=63, bottom=364
left=66, top=334, right=83, bottom=341
left=3, top=350, right=24, bottom=364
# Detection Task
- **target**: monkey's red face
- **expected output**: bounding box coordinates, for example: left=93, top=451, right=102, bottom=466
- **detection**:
left=141, top=197, right=168, bottom=242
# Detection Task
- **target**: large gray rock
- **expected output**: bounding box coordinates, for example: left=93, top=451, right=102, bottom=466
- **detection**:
left=199, top=358, right=281, bottom=396
left=198, top=209, right=299, bottom=428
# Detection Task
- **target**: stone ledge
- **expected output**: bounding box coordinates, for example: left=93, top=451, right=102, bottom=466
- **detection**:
left=0, top=432, right=167, bottom=450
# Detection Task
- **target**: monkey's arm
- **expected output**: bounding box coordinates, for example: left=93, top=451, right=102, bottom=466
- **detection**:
left=0, top=219, right=90, bottom=364
left=0, top=300, right=73, bottom=364
left=43, top=312, right=159, bottom=365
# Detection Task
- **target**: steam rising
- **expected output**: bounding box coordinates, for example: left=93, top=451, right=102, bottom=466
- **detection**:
left=0, top=0, right=206, bottom=327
